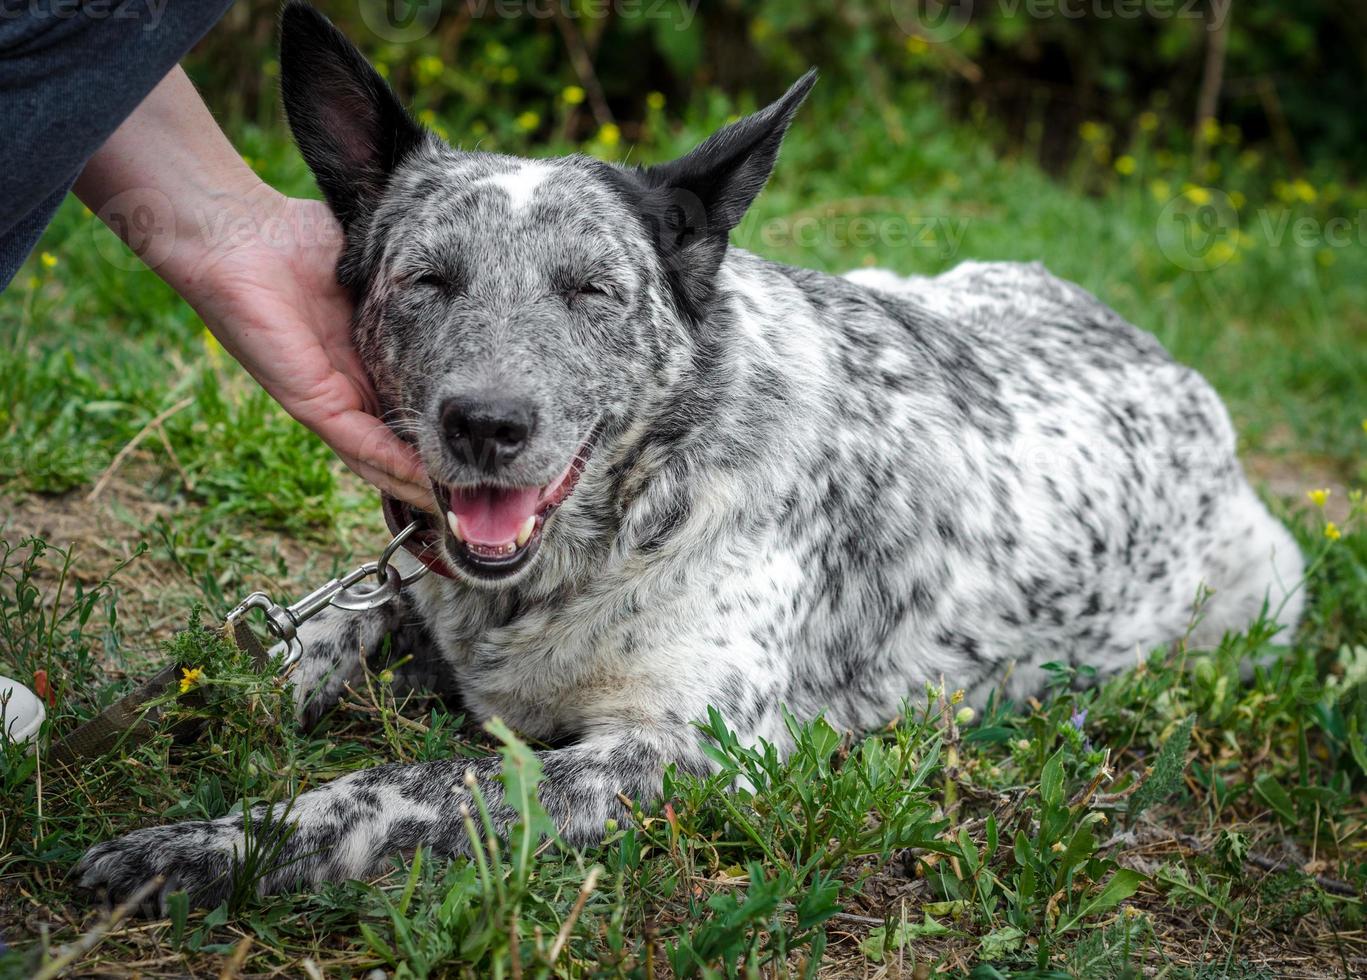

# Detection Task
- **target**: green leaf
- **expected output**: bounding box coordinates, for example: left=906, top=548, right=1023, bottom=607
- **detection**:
left=958, top=826, right=979, bottom=876
left=979, top=924, right=1026, bottom=960
left=1040, top=748, right=1066, bottom=807
left=924, top=899, right=968, bottom=917
left=1254, top=773, right=1298, bottom=825
left=860, top=925, right=887, bottom=962
left=1346, top=713, right=1367, bottom=776
left=486, top=717, right=557, bottom=879
left=892, top=913, right=951, bottom=942
left=166, top=890, right=189, bottom=947
left=1053, top=822, right=1098, bottom=891
left=1059, top=869, right=1145, bottom=932
left=1128, top=714, right=1195, bottom=822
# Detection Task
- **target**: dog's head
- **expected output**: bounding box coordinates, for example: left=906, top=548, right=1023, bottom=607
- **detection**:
left=279, top=1, right=812, bottom=587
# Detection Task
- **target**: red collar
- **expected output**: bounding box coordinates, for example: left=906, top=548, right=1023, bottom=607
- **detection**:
left=382, top=495, right=458, bottom=579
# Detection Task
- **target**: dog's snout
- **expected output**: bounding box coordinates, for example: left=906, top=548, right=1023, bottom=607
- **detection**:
left=440, top=395, right=536, bottom=472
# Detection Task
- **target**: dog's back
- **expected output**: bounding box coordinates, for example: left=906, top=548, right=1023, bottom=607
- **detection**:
left=773, top=259, right=1304, bottom=709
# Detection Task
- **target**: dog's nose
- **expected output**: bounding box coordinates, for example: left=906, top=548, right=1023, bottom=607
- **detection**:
left=440, top=395, right=536, bottom=472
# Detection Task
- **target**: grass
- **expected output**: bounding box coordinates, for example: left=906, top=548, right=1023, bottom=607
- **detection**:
left=1, top=78, right=1365, bottom=976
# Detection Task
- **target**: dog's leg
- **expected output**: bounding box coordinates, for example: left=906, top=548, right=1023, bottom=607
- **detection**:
left=76, top=727, right=697, bottom=910
left=280, top=597, right=439, bottom=729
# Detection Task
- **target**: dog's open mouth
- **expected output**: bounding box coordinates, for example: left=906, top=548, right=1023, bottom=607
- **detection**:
left=387, top=427, right=599, bottom=583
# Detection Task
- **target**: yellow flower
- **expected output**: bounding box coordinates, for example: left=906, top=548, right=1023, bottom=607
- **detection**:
left=1182, top=184, right=1211, bottom=206
left=562, top=85, right=585, bottom=106
left=179, top=666, right=203, bottom=694
left=26, top=276, right=39, bottom=290
left=203, top=328, right=224, bottom=368
left=415, top=55, right=444, bottom=86
left=1206, top=241, right=1237, bottom=266
left=646, top=91, right=666, bottom=111
left=905, top=35, right=928, bottom=56
left=500, top=65, right=519, bottom=84
left=1362, top=419, right=1367, bottom=435
left=1137, top=111, right=1158, bottom=133
left=1291, top=179, right=1317, bottom=204
left=515, top=111, right=540, bottom=132
left=1229, top=190, right=1246, bottom=210
left=1078, top=120, right=1106, bottom=144
left=1308, top=488, right=1331, bottom=508
left=417, top=108, right=438, bottom=126
left=1199, top=118, right=1221, bottom=144
left=1324, top=523, right=1342, bottom=542
left=597, top=122, right=621, bottom=147
left=950, top=688, right=965, bottom=705
left=1149, top=179, right=1171, bottom=203
left=40, top=251, right=57, bottom=269
left=1114, top=155, right=1136, bottom=176
left=374, top=61, right=389, bottom=79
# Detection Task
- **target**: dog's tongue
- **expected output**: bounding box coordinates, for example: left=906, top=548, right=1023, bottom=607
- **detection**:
left=449, top=485, right=540, bottom=546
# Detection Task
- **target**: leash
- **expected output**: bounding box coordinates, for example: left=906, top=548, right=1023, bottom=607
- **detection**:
left=47, top=520, right=433, bottom=767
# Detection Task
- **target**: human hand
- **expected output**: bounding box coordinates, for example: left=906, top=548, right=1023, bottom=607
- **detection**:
left=74, top=67, right=430, bottom=511
left=164, top=190, right=431, bottom=511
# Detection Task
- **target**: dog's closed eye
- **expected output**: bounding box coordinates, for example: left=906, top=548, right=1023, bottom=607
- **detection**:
left=409, top=270, right=464, bottom=296
left=562, top=282, right=611, bottom=304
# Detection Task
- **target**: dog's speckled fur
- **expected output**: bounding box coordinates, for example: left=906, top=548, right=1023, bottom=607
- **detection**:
left=77, top=2, right=1303, bottom=909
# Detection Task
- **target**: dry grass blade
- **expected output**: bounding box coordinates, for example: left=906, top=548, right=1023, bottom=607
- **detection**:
left=30, top=874, right=165, bottom=980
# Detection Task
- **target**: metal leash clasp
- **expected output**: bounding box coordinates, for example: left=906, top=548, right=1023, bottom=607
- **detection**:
left=225, top=521, right=429, bottom=671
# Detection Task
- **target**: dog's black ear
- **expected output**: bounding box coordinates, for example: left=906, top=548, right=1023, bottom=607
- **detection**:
left=279, top=1, right=427, bottom=230
left=631, top=69, right=816, bottom=318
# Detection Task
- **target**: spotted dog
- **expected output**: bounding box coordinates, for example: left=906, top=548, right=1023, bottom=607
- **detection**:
left=77, top=1, right=1303, bottom=908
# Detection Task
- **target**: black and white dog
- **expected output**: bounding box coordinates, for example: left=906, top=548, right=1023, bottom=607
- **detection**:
left=78, top=2, right=1303, bottom=907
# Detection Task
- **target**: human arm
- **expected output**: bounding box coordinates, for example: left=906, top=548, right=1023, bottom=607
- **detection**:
left=73, top=66, right=430, bottom=510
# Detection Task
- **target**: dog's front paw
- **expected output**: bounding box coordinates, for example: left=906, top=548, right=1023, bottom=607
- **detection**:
left=76, top=819, right=242, bottom=913
left=276, top=607, right=375, bottom=730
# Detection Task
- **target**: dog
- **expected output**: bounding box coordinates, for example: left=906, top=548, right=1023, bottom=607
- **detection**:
left=77, top=1, right=1303, bottom=908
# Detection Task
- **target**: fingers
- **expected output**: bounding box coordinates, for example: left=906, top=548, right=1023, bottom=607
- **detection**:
left=307, top=407, right=434, bottom=511
left=317, top=408, right=428, bottom=484
left=342, top=455, right=435, bottom=513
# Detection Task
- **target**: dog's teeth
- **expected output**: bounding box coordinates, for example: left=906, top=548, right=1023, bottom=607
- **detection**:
left=516, top=515, right=536, bottom=547
left=447, top=511, right=465, bottom=542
